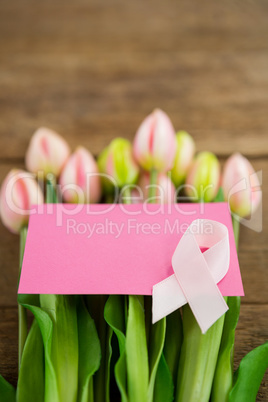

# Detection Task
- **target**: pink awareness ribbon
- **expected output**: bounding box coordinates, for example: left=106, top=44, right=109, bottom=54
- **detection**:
left=152, top=219, right=230, bottom=333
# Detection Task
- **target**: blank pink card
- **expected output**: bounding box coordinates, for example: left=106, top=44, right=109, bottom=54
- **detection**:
left=18, top=203, right=244, bottom=296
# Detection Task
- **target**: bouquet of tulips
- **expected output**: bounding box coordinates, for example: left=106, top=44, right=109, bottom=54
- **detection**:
left=0, top=109, right=267, bottom=402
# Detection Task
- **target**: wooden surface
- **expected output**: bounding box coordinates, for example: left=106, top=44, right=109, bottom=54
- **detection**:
left=0, top=0, right=267, bottom=399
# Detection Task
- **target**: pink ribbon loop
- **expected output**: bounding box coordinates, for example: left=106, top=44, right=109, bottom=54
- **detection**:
left=152, top=219, right=230, bottom=333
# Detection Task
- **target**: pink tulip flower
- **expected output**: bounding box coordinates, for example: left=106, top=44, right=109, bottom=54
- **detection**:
left=222, top=153, right=261, bottom=218
left=59, top=146, right=101, bottom=203
left=133, top=172, right=176, bottom=203
left=186, top=152, right=221, bottom=202
left=133, top=109, right=176, bottom=172
left=25, top=127, right=71, bottom=177
left=0, top=169, right=44, bottom=234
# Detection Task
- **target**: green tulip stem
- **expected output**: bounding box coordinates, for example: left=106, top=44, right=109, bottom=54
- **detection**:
left=175, top=190, right=233, bottom=401
left=42, top=176, right=79, bottom=402
left=175, top=304, right=226, bottom=402
left=232, top=217, right=240, bottom=251
left=121, top=171, right=159, bottom=401
left=119, top=185, right=131, bottom=329
left=146, top=168, right=159, bottom=342
left=211, top=217, right=241, bottom=401
left=148, top=169, right=158, bottom=203
left=46, top=175, right=58, bottom=203
left=18, top=226, right=28, bottom=369
left=211, top=296, right=241, bottom=402
left=88, top=295, right=108, bottom=402
left=122, top=186, right=132, bottom=205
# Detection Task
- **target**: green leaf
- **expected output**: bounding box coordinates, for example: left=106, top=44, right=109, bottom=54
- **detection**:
left=104, top=295, right=128, bottom=402
left=105, top=296, right=126, bottom=354
left=153, top=353, right=174, bottom=402
left=17, top=319, right=45, bottom=402
left=114, top=353, right=128, bottom=402
left=211, top=297, right=240, bottom=402
left=77, top=297, right=101, bottom=402
left=18, top=293, right=40, bottom=307
left=0, top=376, right=16, bottom=402
left=105, top=326, right=113, bottom=402
left=39, top=294, right=79, bottom=402
left=164, top=309, right=183, bottom=388
left=22, top=304, right=59, bottom=402
left=175, top=304, right=225, bottom=402
left=229, top=341, right=268, bottom=402
left=87, top=295, right=110, bottom=402
left=148, top=318, right=166, bottom=402
left=126, top=295, right=149, bottom=402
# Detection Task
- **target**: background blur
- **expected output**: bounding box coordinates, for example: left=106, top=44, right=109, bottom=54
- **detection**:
left=0, top=0, right=267, bottom=398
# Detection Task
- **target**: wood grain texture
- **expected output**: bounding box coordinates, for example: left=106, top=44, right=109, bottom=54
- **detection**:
left=0, top=0, right=267, bottom=399
left=0, top=1, right=268, bottom=159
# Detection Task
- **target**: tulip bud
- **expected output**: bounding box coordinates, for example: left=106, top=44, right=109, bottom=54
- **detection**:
left=171, top=131, right=196, bottom=187
left=185, top=152, right=220, bottom=202
left=134, top=172, right=175, bottom=204
left=59, top=146, right=101, bottom=203
left=222, top=153, right=261, bottom=218
left=133, top=109, right=176, bottom=172
left=25, top=127, right=71, bottom=177
left=98, top=138, right=139, bottom=193
left=0, top=169, right=44, bottom=234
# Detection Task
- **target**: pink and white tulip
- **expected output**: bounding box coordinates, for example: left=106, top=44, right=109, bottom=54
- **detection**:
left=59, top=146, right=101, bottom=203
left=186, top=152, right=221, bottom=202
left=171, top=131, right=196, bottom=187
left=25, top=127, right=71, bottom=177
left=222, top=153, right=261, bottom=218
left=133, top=109, right=176, bottom=172
left=0, top=169, right=44, bottom=234
left=133, top=172, right=176, bottom=203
